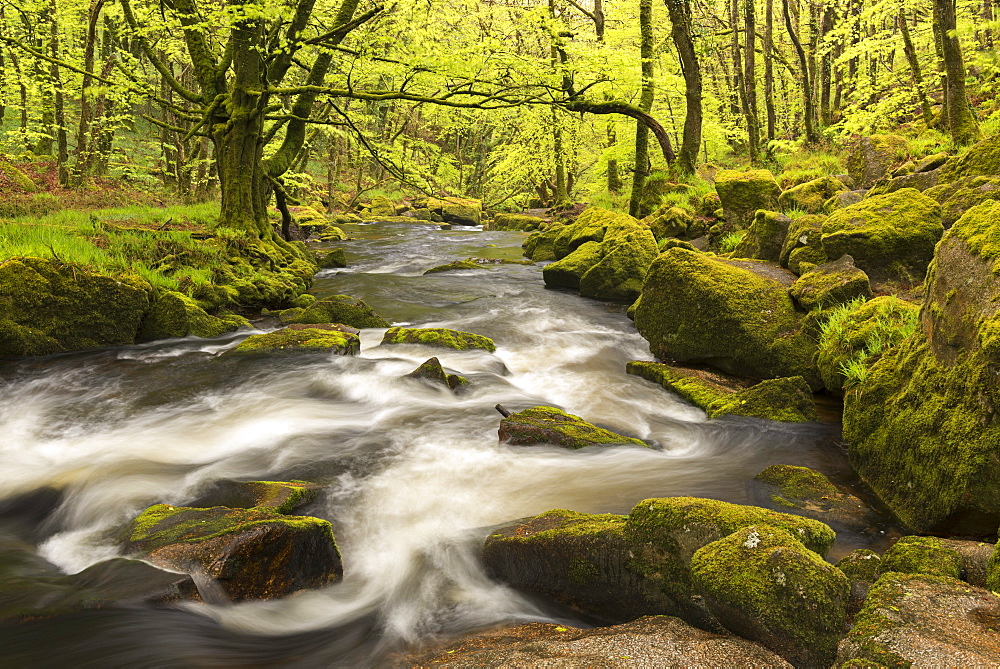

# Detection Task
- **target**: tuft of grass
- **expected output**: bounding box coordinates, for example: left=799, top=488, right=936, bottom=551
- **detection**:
left=718, top=230, right=745, bottom=253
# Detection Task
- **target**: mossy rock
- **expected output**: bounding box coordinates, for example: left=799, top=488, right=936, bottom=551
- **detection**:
left=753, top=464, right=878, bottom=532
left=646, top=206, right=694, bottom=241
left=381, top=326, right=495, bottom=352
left=778, top=214, right=828, bottom=274
left=276, top=307, right=306, bottom=324
left=187, top=480, right=320, bottom=514
left=836, top=572, right=1000, bottom=667
left=732, top=210, right=792, bottom=262
left=843, top=201, right=1000, bottom=533
left=0, top=257, right=151, bottom=357
left=691, top=524, right=849, bottom=667
left=846, top=134, right=908, bottom=188
left=542, top=241, right=602, bottom=289
left=865, top=168, right=942, bottom=198
left=551, top=207, right=635, bottom=259
left=820, top=188, right=943, bottom=284
left=489, top=213, right=546, bottom=231
left=778, top=175, right=848, bottom=214
left=925, top=175, right=1000, bottom=228
left=423, top=260, right=483, bottom=274
left=364, top=196, right=396, bottom=217
left=914, top=152, right=950, bottom=174
left=317, top=226, right=347, bottom=241
left=498, top=406, right=647, bottom=449
left=316, top=248, right=347, bottom=269
left=522, top=226, right=561, bottom=261
left=285, top=294, right=389, bottom=328
left=789, top=255, right=872, bottom=311
left=823, top=190, right=864, bottom=213
left=0, top=161, right=40, bottom=192
left=579, top=227, right=659, bottom=302
left=121, top=504, right=342, bottom=601
left=937, top=133, right=1000, bottom=183
left=228, top=326, right=359, bottom=355
left=404, top=356, right=464, bottom=391
left=714, top=169, right=782, bottom=230
left=138, top=290, right=247, bottom=342
left=879, top=536, right=963, bottom=579
left=836, top=549, right=882, bottom=583
left=634, top=248, right=820, bottom=386
left=287, top=205, right=327, bottom=232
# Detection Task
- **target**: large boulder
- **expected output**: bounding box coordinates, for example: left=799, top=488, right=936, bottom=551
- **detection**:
left=714, top=169, right=781, bottom=229
left=925, top=175, right=1000, bottom=228
left=120, top=504, right=342, bottom=601
left=777, top=175, right=847, bottom=214
left=878, top=536, right=963, bottom=579
left=836, top=573, right=1000, bottom=666
left=579, top=227, right=658, bottom=302
left=390, top=616, right=792, bottom=667
left=227, top=326, right=359, bottom=355
left=843, top=201, right=1000, bottom=533
left=691, top=524, right=849, bottom=667
left=498, top=406, right=647, bottom=448
left=381, top=326, right=496, bottom=352
left=846, top=134, right=908, bottom=188
left=0, top=257, right=150, bottom=357
left=820, top=188, right=944, bottom=284
left=522, top=225, right=561, bottom=261
left=138, top=290, right=247, bottom=341
left=732, top=210, right=791, bottom=262
left=865, top=168, right=942, bottom=197
left=937, top=133, right=1000, bottom=183
left=542, top=241, right=602, bottom=289
left=646, top=206, right=694, bottom=241
left=634, top=248, right=819, bottom=386
left=552, top=207, right=633, bottom=259
left=285, top=294, right=390, bottom=328
left=488, top=213, right=546, bottom=231
left=363, top=196, right=396, bottom=218
left=778, top=214, right=828, bottom=274
left=788, top=255, right=872, bottom=311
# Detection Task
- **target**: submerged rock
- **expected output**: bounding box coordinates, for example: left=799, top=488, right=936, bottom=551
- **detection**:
left=498, top=406, right=647, bottom=449
left=187, top=480, right=321, bottom=514
left=788, top=255, right=872, bottom=311
left=285, top=294, right=390, bottom=328
left=121, top=504, right=342, bottom=601
left=836, top=572, right=1000, bottom=666
left=423, top=260, right=482, bottom=274
left=714, top=169, right=781, bottom=230
left=404, top=356, right=466, bottom=390
left=752, top=464, right=878, bottom=533
left=228, top=326, right=359, bottom=355
left=390, top=616, right=791, bottom=668
left=381, top=327, right=495, bottom=352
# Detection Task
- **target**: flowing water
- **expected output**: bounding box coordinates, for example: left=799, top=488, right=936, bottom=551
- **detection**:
left=0, top=221, right=882, bottom=666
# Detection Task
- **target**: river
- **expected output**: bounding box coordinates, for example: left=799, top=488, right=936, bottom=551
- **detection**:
left=0, top=221, right=873, bottom=666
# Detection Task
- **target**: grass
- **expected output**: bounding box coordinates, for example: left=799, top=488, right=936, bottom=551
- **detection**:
left=718, top=230, right=745, bottom=253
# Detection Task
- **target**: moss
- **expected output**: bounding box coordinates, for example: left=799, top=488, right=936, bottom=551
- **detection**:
left=924, top=176, right=1000, bottom=228
left=779, top=176, right=848, bottom=214
left=501, top=508, right=629, bottom=544
left=847, top=134, right=909, bottom=188
left=756, top=465, right=839, bottom=501
left=229, top=327, right=359, bottom=355
left=542, top=241, right=602, bottom=289
left=820, top=188, right=943, bottom=284
left=879, top=536, right=963, bottom=579
left=646, top=206, right=694, bottom=241
left=499, top=405, right=648, bottom=449
left=138, top=290, right=246, bottom=341
left=381, top=326, right=495, bottom=352
left=690, top=525, right=849, bottom=667
left=836, top=549, right=882, bottom=582
left=987, top=542, right=1000, bottom=591
left=423, top=260, right=483, bottom=274
left=579, top=228, right=658, bottom=302
left=714, top=169, right=782, bottom=229
left=405, top=356, right=451, bottom=388
left=779, top=214, right=827, bottom=271
left=446, top=374, right=468, bottom=389
left=626, top=360, right=737, bottom=412
left=316, top=248, right=347, bottom=269
left=318, top=226, right=347, bottom=241
left=286, top=294, right=389, bottom=328
left=937, top=134, right=1000, bottom=183
left=824, top=190, right=864, bottom=214
left=731, top=210, right=792, bottom=262
left=364, top=196, right=396, bottom=217
left=552, top=207, right=628, bottom=259
left=567, top=557, right=601, bottom=585
left=633, top=248, right=820, bottom=385
left=489, top=213, right=545, bottom=231
left=0, top=161, right=39, bottom=192
left=790, top=255, right=873, bottom=311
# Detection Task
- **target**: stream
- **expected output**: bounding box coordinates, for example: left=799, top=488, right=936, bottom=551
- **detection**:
left=0, top=221, right=878, bottom=666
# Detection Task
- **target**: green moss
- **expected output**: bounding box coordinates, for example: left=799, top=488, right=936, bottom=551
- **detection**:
left=0, top=161, right=40, bottom=192
left=499, top=405, right=648, bottom=449
left=790, top=255, right=873, bottom=311
left=756, top=465, right=839, bottom=500
left=646, top=206, right=694, bottom=241
left=316, top=248, right=347, bottom=269
left=504, top=509, right=629, bottom=543
left=542, top=241, right=602, bottom=289
left=690, top=525, right=849, bottom=667
left=229, top=327, right=359, bottom=355
left=731, top=210, right=792, bottom=262
left=925, top=176, right=1000, bottom=228
left=820, top=188, right=944, bottom=284
left=987, top=543, right=1000, bottom=592
left=714, top=169, right=782, bottom=229
left=847, top=134, right=909, bottom=189
left=423, top=260, right=483, bottom=274
left=552, top=207, right=627, bottom=259
left=778, top=176, right=848, bottom=214
left=879, top=536, right=963, bottom=579
left=836, top=549, right=882, bottom=582
left=779, top=214, right=827, bottom=272
left=381, top=326, right=495, bottom=352
left=490, top=213, right=545, bottom=231
left=633, top=248, right=819, bottom=385
left=579, top=228, right=658, bottom=302
left=568, top=557, right=601, bottom=585
left=286, top=294, right=389, bottom=328
left=938, top=134, right=1000, bottom=183
left=138, top=290, right=246, bottom=341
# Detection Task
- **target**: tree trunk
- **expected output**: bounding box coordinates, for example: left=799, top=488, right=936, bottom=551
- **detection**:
left=935, top=0, right=981, bottom=144
left=666, top=0, right=703, bottom=174
left=783, top=0, right=819, bottom=144
left=763, top=0, right=776, bottom=141
left=606, top=118, right=622, bottom=193
left=72, top=0, right=105, bottom=185
left=899, top=10, right=935, bottom=128
left=629, top=0, right=655, bottom=217
left=742, top=0, right=760, bottom=163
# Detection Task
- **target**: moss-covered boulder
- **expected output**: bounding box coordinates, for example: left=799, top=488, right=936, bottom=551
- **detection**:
left=0, top=160, right=40, bottom=192
left=423, top=260, right=482, bottom=274
left=0, top=257, right=151, bottom=357
left=789, top=255, right=872, bottom=311
left=316, top=248, right=347, bottom=269
left=836, top=549, right=882, bottom=583
left=430, top=197, right=482, bottom=226
left=823, top=190, right=864, bottom=213
left=647, top=206, right=694, bottom=241
left=542, top=241, right=602, bottom=289
left=634, top=248, right=820, bottom=386
left=228, top=326, right=359, bottom=355
left=691, top=525, right=849, bottom=667
left=552, top=207, right=632, bottom=259
left=285, top=294, right=389, bottom=328
left=521, top=226, right=560, bottom=261
left=778, top=175, right=848, bottom=214
left=121, top=504, right=342, bottom=601
left=820, top=188, right=943, bottom=284
left=627, top=362, right=817, bottom=422
left=914, top=152, right=950, bottom=173
left=846, top=134, right=908, bottom=188
left=937, top=133, right=1000, bottom=183
left=925, top=175, right=1000, bottom=228
left=498, top=406, right=647, bottom=449
left=489, top=213, right=546, bottom=231
left=843, top=201, right=1000, bottom=533
left=287, top=205, right=329, bottom=233
left=732, top=210, right=792, bottom=262
left=865, top=168, right=942, bottom=197
left=187, top=480, right=320, bottom=514
left=363, top=196, right=396, bottom=218
left=714, top=169, right=782, bottom=230
left=404, top=356, right=466, bottom=390
left=381, top=326, right=495, bottom=352
left=579, top=227, right=658, bottom=302
left=879, top=536, right=963, bottom=579
left=778, top=214, right=828, bottom=274
left=138, top=290, right=247, bottom=341
left=836, top=573, right=1000, bottom=667
left=752, top=465, right=878, bottom=533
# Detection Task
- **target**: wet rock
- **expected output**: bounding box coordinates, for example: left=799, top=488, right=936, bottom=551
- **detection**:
left=846, top=134, right=908, bottom=188
left=138, top=290, right=248, bottom=341
left=691, top=524, right=849, bottom=667
left=285, top=294, right=390, bottom=328
left=423, top=260, right=482, bottom=275
left=836, top=572, right=1000, bottom=666
left=579, top=227, right=658, bottom=302
left=498, top=406, right=647, bottom=449
left=925, top=175, right=1000, bottom=228
left=732, top=210, right=792, bottom=262
left=837, top=549, right=882, bottom=583
left=778, top=214, right=828, bottom=274
left=316, top=248, right=347, bottom=269
left=228, top=326, right=359, bottom=355
left=404, top=356, right=465, bottom=391
left=634, top=247, right=820, bottom=386
left=752, top=465, right=878, bottom=533
left=879, top=535, right=963, bottom=579
left=522, top=224, right=562, bottom=261
left=714, top=169, right=781, bottom=229
left=542, top=241, right=602, bottom=289
left=844, top=201, right=1000, bottom=533
left=0, top=257, right=150, bottom=357
left=789, top=255, right=872, bottom=311
left=390, top=616, right=792, bottom=668
left=488, top=213, right=546, bottom=231
left=121, top=504, right=342, bottom=602
left=778, top=175, right=848, bottom=214
left=820, top=188, right=944, bottom=285
left=187, top=480, right=321, bottom=514
left=381, top=327, right=495, bottom=352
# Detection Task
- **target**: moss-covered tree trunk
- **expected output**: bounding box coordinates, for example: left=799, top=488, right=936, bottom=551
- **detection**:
left=666, top=0, right=702, bottom=175
left=934, top=0, right=981, bottom=145
left=629, top=0, right=655, bottom=218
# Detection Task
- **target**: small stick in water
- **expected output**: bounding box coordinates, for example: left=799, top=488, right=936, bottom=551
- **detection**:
left=495, top=403, right=511, bottom=418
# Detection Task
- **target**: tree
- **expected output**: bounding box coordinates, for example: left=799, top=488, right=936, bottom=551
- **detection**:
left=665, top=0, right=702, bottom=175
left=934, top=0, right=981, bottom=144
